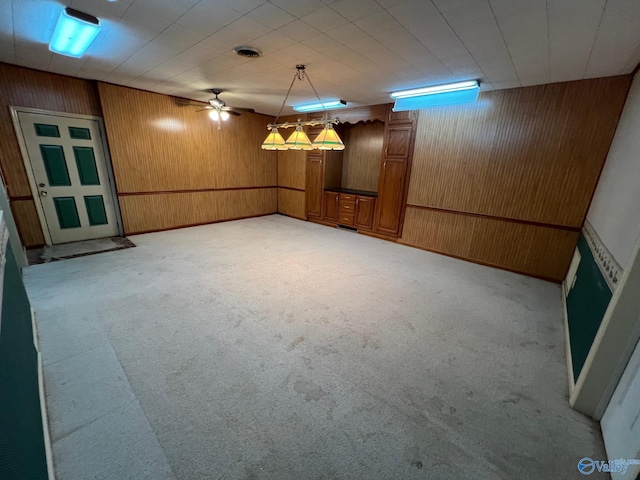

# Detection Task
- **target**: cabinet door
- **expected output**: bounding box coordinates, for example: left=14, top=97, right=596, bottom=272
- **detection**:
left=323, top=191, right=339, bottom=222
left=354, top=196, right=375, bottom=230
left=375, top=159, right=407, bottom=236
left=384, top=124, right=413, bottom=158
left=305, top=154, right=323, bottom=218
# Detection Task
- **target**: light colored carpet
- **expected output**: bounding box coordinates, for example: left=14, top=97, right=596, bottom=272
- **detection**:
left=24, top=214, right=607, bottom=480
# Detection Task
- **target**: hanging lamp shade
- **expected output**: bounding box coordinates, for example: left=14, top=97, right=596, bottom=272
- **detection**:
left=312, top=123, right=345, bottom=150
left=284, top=125, right=313, bottom=150
left=261, top=127, right=287, bottom=150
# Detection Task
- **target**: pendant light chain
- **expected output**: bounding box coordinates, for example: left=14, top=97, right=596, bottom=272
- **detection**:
left=272, top=65, right=304, bottom=125
left=261, top=65, right=345, bottom=151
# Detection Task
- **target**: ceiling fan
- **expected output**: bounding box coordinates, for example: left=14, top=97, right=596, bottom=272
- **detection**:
left=177, top=89, right=253, bottom=129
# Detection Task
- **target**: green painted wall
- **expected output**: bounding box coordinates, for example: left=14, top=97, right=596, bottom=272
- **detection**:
left=0, top=244, right=48, bottom=480
left=566, top=234, right=613, bottom=381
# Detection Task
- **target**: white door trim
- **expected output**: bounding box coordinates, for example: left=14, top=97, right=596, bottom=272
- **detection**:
left=10, top=106, right=123, bottom=245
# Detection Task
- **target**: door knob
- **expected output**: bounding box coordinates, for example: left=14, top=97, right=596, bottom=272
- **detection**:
left=40, top=191, right=48, bottom=197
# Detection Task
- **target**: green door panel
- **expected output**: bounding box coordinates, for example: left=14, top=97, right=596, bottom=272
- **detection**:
left=34, top=123, right=60, bottom=137
left=566, top=234, right=613, bottom=381
left=68, top=127, right=91, bottom=140
left=53, top=197, right=81, bottom=229
left=73, top=147, right=100, bottom=185
left=84, top=195, right=108, bottom=226
left=40, top=145, right=71, bottom=186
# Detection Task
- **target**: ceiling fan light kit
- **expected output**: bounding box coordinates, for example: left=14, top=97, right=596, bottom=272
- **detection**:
left=261, top=65, right=345, bottom=151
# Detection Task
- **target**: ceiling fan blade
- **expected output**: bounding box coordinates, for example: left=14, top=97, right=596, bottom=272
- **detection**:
left=196, top=107, right=214, bottom=112
left=228, top=110, right=242, bottom=116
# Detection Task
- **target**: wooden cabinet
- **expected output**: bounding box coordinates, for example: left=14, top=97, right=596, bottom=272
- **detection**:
left=374, top=114, right=416, bottom=238
left=385, top=124, right=413, bottom=158
left=305, top=154, right=323, bottom=219
left=354, top=196, right=375, bottom=230
left=375, top=160, right=407, bottom=235
left=323, top=191, right=339, bottom=222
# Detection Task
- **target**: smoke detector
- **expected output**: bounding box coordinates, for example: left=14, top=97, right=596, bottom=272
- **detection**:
left=233, top=46, right=261, bottom=58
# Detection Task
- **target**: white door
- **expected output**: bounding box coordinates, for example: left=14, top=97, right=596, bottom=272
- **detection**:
left=16, top=111, right=119, bottom=244
left=601, top=334, right=640, bottom=480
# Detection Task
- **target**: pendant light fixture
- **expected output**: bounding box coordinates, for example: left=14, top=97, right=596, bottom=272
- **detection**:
left=261, top=65, right=345, bottom=151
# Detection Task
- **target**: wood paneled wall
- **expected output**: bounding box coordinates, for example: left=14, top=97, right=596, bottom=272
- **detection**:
left=0, top=62, right=102, bottom=246
left=276, top=114, right=306, bottom=219
left=341, top=122, right=384, bottom=192
left=277, top=188, right=306, bottom=220
left=400, top=76, right=631, bottom=281
left=119, top=189, right=276, bottom=234
left=97, top=82, right=277, bottom=233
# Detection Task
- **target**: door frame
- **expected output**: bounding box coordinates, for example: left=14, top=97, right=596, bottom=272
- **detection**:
left=10, top=106, right=123, bottom=245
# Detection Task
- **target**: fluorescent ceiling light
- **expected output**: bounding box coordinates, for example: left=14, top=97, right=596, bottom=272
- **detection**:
left=391, top=80, right=480, bottom=111
left=390, top=81, right=479, bottom=99
left=293, top=100, right=347, bottom=113
left=49, top=8, right=101, bottom=58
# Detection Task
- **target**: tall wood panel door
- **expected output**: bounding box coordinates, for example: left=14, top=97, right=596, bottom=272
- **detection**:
left=375, top=159, right=407, bottom=235
left=305, top=154, right=323, bottom=219
left=15, top=111, right=120, bottom=244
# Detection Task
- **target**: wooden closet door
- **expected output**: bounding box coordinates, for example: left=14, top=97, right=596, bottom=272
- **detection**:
left=305, top=154, right=323, bottom=218
left=375, top=159, right=407, bottom=235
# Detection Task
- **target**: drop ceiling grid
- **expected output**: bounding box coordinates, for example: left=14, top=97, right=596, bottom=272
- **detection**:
left=1, top=0, right=640, bottom=115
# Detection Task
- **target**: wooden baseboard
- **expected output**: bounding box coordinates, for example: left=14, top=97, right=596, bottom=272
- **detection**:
left=277, top=212, right=306, bottom=221
left=359, top=230, right=398, bottom=242
left=307, top=217, right=338, bottom=228
left=125, top=213, right=274, bottom=236
left=399, top=240, right=561, bottom=283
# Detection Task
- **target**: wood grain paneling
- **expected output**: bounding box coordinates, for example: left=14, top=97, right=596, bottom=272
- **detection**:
left=119, top=188, right=277, bottom=234
left=342, top=122, right=384, bottom=192
left=408, top=76, right=631, bottom=228
left=277, top=149, right=306, bottom=190
left=10, top=199, right=45, bottom=247
left=400, top=206, right=580, bottom=281
left=278, top=188, right=306, bottom=220
left=403, top=76, right=630, bottom=280
left=324, top=150, right=343, bottom=189
left=0, top=63, right=102, bottom=245
left=97, top=82, right=276, bottom=193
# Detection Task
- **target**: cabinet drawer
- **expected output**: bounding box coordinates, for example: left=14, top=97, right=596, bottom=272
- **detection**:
left=339, top=202, right=355, bottom=213
left=339, top=193, right=355, bottom=202
left=338, top=213, right=355, bottom=226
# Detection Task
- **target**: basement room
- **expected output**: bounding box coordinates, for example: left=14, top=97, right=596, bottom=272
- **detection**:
left=1, top=1, right=639, bottom=479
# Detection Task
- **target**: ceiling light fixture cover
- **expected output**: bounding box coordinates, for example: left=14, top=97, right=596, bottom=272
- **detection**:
left=391, top=80, right=480, bottom=111
left=293, top=100, right=347, bottom=113
left=49, top=7, right=101, bottom=58
left=261, top=65, right=346, bottom=151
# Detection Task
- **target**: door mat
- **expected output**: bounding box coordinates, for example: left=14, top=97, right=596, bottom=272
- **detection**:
left=27, top=237, right=135, bottom=265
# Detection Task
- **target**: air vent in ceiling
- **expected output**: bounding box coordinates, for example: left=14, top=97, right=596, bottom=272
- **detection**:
left=233, top=46, right=261, bottom=58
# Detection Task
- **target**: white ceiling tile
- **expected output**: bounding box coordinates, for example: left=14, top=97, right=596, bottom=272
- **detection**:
left=302, top=33, right=343, bottom=53
left=354, top=10, right=401, bottom=35
left=300, top=6, right=350, bottom=32
left=253, top=30, right=297, bottom=52
left=269, top=0, right=324, bottom=18
left=329, top=0, right=383, bottom=21
left=121, top=2, right=174, bottom=33
left=277, top=20, right=322, bottom=42
left=325, top=23, right=372, bottom=45
left=4, top=0, right=640, bottom=115
left=247, top=2, right=296, bottom=29
left=585, top=0, right=640, bottom=77
left=175, top=1, right=242, bottom=35
left=211, top=16, right=271, bottom=46
left=68, top=0, right=134, bottom=19
left=224, top=0, right=267, bottom=15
